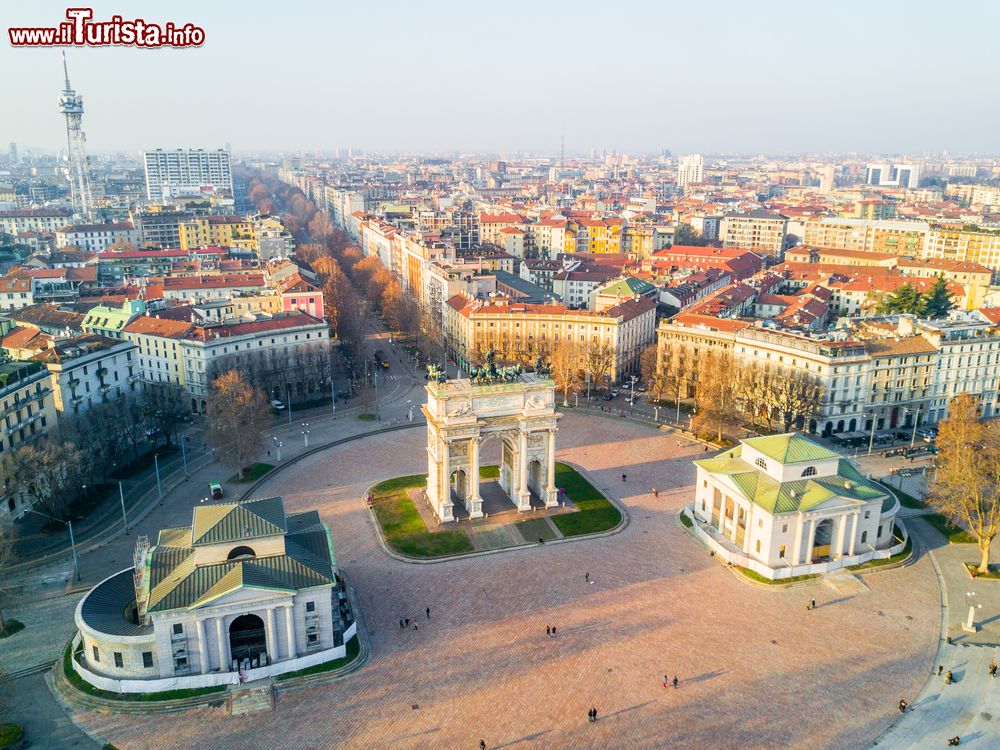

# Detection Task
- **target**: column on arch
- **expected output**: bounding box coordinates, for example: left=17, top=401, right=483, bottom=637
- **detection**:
left=215, top=616, right=229, bottom=671
left=516, top=429, right=530, bottom=510
left=544, top=428, right=558, bottom=507
left=468, top=436, right=483, bottom=518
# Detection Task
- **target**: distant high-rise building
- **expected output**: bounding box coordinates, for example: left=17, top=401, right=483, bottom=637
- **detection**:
left=58, top=53, right=94, bottom=218
left=8, top=142, right=18, bottom=165
left=818, top=165, right=836, bottom=194
left=142, top=148, right=233, bottom=201
left=865, top=162, right=920, bottom=189
left=677, top=154, right=704, bottom=189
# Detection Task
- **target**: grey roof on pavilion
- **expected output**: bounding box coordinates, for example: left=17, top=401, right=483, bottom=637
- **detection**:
left=79, top=569, right=154, bottom=637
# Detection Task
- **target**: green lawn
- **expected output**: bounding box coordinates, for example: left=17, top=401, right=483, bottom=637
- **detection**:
left=549, top=463, right=622, bottom=537
left=963, top=562, right=1000, bottom=578
left=679, top=512, right=693, bottom=528
left=736, top=567, right=819, bottom=585
left=64, top=642, right=226, bottom=702
left=515, top=517, right=557, bottom=542
left=479, top=464, right=500, bottom=479
left=228, top=462, right=275, bottom=483
left=276, top=636, right=360, bottom=680
left=922, top=513, right=977, bottom=544
left=0, top=723, right=23, bottom=748
left=358, top=413, right=377, bottom=421
left=370, top=475, right=474, bottom=558
left=0, top=619, right=24, bottom=639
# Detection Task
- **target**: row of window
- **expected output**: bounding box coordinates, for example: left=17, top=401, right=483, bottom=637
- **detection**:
left=92, top=645, right=153, bottom=669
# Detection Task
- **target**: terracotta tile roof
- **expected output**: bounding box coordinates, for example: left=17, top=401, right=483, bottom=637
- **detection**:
left=123, top=316, right=193, bottom=338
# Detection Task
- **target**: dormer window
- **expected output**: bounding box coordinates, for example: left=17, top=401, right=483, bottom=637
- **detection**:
left=801, top=466, right=817, bottom=477
left=227, top=545, right=256, bottom=561
left=755, top=457, right=767, bottom=470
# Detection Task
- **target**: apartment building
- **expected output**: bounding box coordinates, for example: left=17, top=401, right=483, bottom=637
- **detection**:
left=177, top=215, right=256, bottom=251
left=123, top=316, right=191, bottom=388
left=444, top=293, right=656, bottom=382
left=802, top=217, right=929, bottom=256
left=0, top=208, right=73, bottom=236
left=865, top=163, right=920, bottom=189
left=55, top=222, right=138, bottom=252
left=143, top=149, right=233, bottom=200
left=179, top=312, right=329, bottom=412
left=33, top=334, right=138, bottom=417
left=0, top=361, right=57, bottom=520
left=720, top=210, right=788, bottom=258
left=924, top=225, right=1000, bottom=271
left=677, top=155, right=704, bottom=189
left=657, top=311, right=1000, bottom=437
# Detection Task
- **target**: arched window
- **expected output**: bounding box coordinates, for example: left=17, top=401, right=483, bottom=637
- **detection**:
left=227, top=545, right=256, bottom=561
left=801, top=466, right=817, bottom=477
left=755, top=457, right=767, bottom=470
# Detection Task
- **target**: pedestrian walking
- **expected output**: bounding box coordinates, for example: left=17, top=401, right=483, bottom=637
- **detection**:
left=399, top=617, right=405, bottom=629
left=945, top=671, right=953, bottom=684
left=948, top=737, right=961, bottom=746
left=480, top=741, right=486, bottom=750
left=551, top=626, right=557, bottom=637
left=405, top=618, right=410, bottom=627
left=811, top=598, right=816, bottom=610
left=539, top=537, right=545, bottom=545
left=672, top=675, right=678, bottom=689
left=653, top=487, right=659, bottom=497
left=661, top=675, right=668, bottom=688
left=990, top=661, right=997, bottom=678
left=426, top=607, right=431, bottom=619
left=413, top=623, right=419, bottom=631
left=585, top=572, right=590, bottom=583
left=546, top=626, right=551, bottom=636
left=898, top=699, right=908, bottom=713
left=622, top=473, right=627, bottom=482
left=938, top=665, right=944, bottom=676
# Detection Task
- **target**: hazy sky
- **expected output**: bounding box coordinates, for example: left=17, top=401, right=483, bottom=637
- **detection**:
left=3, top=0, right=999, bottom=156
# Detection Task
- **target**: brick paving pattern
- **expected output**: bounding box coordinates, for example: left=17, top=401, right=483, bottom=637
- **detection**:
left=74, top=414, right=939, bottom=750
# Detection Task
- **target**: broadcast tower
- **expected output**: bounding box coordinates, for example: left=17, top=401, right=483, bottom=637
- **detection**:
left=58, top=52, right=93, bottom=218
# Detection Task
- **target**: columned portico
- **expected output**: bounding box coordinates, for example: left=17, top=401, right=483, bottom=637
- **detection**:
left=848, top=513, right=859, bottom=555
left=283, top=605, right=296, bottom=659
left=265, top=607, right=277, bottom=661
left=214, top=616, right=228, bottom=671
left=804, top=518, right=817, bottom=565
left=196, top=618, right=209, bottom=673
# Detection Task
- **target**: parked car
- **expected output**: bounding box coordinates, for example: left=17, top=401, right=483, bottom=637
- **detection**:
left=209, top=482, right=223, bottom=500
left=882, top=448, right=906, bottom=458
left=602, top=392, right=614, bottom=401
left=144, top=427, right=160, bottom=438
left=271, top=399, right=285, bottom=410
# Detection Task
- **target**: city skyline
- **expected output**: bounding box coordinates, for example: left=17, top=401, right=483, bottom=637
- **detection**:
left=3, top=0, right=999, bottom=155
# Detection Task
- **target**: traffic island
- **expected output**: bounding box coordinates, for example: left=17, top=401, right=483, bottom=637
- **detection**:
left=369, top=462, right=622, bottom=560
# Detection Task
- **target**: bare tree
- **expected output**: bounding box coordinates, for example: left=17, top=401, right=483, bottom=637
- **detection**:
left=0, top=519, right=16, bottom=635
left=765, top=367, right=822, bottom=432
left=659, top=338, right=694, bottom=421
left=206, top=371, right=271, bottom=484
left=585, top=341, right=615, bottom=397
left=548, top=339, right=584, bottom=406
left=696, top=350, right=740, bottom=441
left=929, top=393, right=1000, bottom=572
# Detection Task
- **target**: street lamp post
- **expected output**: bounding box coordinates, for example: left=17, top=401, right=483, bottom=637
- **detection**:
left=302, top=422, right=310, bottom=448
left=154, top=453, right=163, bottom=504
left=287, top=384, right=292, bottom=426
left=407, top=399, right=413, bottom=422
left=905, top=405, right=921, bottom=449
left=272, top=436, right=282, bottom=462
left=630, top=375, right=638, bottom=410
left=867, top=412, right=877, bottom=456
left=28, top=509, right=79, bottom=581
left=181, top=436, right=188, bottom=478
left=331, top=379, right=336, bottom=416
left=119, top=481, right=129, bottom=535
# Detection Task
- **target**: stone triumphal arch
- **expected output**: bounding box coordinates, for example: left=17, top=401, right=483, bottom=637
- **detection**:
left=423, top=370, right=560, bottom=523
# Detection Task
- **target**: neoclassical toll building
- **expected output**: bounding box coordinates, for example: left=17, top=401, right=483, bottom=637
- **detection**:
left=73, top=496, right=356, bottom=692
left=690, top=433, right=904, bottom=579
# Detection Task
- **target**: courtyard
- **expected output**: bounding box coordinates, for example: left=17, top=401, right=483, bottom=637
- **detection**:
left=73, top=412, right=939, bottom=750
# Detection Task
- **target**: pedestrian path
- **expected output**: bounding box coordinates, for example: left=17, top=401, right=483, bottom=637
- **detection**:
left=873, top=639, right=1000, bottom=747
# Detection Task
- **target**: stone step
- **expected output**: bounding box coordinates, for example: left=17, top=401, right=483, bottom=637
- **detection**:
left=824, top=570, right=870, bottom=596
left=228, top=682, right=274, bottom=715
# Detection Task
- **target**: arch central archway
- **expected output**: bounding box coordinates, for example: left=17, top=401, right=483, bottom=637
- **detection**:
left=229, top=614, right=267, bottom=666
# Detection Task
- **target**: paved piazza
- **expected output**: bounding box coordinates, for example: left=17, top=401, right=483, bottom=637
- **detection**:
left=77, top=413, right=939, bottom=750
